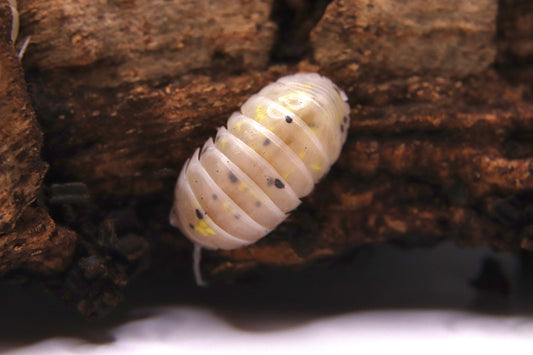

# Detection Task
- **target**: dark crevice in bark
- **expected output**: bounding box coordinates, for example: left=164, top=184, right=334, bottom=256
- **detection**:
left=269, top=0, right=332, bottom=63
left=495, top=0, right=533, bottom=84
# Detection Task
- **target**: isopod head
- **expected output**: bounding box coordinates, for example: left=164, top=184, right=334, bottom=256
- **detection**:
left=170, top=73, right=350, bottom=250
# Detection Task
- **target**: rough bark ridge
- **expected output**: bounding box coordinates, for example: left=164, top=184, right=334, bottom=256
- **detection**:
left=0, top=2, right=45, bottom=233
left=19, top=0, right=276, bottom=87
left=1, top=0, right=532, bottom=317
left=0, top=1, right=76, bottom=276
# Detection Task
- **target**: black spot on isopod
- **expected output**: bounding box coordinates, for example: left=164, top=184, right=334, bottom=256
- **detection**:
left=189, top=223, right=194, bottom=229
left=255, top=201, right=262, bottom=207
left=285, top=116, right=293, bottom=123
left=212, top=194, right=218, bottom=200
left=228, top=172, right=238, bottom=183
left=234, top=214, right=241, bottom=220
left=267, top=177, right=274, bottom=186
left=274, top=179, right=285, bottom=189
left=263, top=138, right=270, bottom=146
left=343, top=116, right=348, bottom=124
left=195, top=209, right=203, bottom=219
left=340, top=125, right=344, bottom=133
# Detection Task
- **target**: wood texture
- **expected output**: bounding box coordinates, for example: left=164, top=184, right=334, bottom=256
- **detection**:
left=1, top=0, right=532, bottom=316
left=0, top=0, right=76, bottom=277
left=497, top=0, right=533, bottom=82
left=0, top=207, right=76, bottom=275
left=311, top=0, right=497, bottom=80
left=207, top=72, right=533, bottom=277
left=19, top=0, right=276, bottom=88
left=0, top=2, right=46, bottom=233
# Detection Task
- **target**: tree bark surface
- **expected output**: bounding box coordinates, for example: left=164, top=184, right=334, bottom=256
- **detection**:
left=0, top=1, right=76, bottom=276
left=1, top=0, right=532, bottom=317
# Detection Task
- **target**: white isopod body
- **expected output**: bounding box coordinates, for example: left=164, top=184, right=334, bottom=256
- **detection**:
left=170, top=73, right=350, bottom=250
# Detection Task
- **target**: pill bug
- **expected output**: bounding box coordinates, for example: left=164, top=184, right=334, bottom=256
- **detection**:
left=169, top=73, right=350, bottom=251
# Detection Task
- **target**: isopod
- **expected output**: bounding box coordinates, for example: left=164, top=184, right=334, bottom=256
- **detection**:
left=170, top=73, right=350, bottom=253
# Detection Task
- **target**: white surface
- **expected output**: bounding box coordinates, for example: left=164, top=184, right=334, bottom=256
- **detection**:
left=2, top=243, right=533, bottom=354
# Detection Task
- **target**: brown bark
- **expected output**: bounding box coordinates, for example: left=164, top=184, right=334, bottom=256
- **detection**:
left=1, top=0, right=532, bottom=316
left=208, top=72, right=533, bottom=277
left=497, top=0, right=533, bottom=64
left=0, top=0, right=76, bottom=276
left=18, top=0, right=276, bottom=88
left=0, top=1, right=46, bottom=233
left=311, top=0, right=497, bottom=80
left=0, top=207, right=76, bottom=275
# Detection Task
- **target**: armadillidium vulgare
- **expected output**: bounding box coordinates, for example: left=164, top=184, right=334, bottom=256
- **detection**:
left=170, top=73, right=350, bottom=251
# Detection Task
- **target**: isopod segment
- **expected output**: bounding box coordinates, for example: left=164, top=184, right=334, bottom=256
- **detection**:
left=170, top=73, right=350, bottom=250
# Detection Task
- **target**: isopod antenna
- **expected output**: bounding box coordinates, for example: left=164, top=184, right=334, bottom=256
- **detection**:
left=193, top=244, right=207, bottom=287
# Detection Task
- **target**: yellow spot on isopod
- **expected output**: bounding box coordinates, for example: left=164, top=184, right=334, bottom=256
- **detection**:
left=235, top=121, right=242, bottom=131
left=217, top=138, right=227, bottom=148
left=222, top=202, right=230, bottom=212
left=268, top=125, right=275, bottom=131
left=303, top=84, right=312, bottom=88
left=238, top=183, right=248, bottom=191
left=311, top=164, right=322, bottom=171
left=255, top=107, right=267, bottom=122
left=221, top=202, right=237, bottom=216
left=283, top=168, right=295, bottom=180
left=194, top=220, right=216, bottom=236
left=299, top=152, right=306, bottom=159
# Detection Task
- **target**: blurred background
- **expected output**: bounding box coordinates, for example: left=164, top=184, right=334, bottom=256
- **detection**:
left=2, top=242, right=533, bottom=354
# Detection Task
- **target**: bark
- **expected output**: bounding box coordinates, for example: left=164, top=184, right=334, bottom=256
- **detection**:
left=18, top=0, right=276, bottom=88
left=208, top=72, right=533, bottom=277
left=497, top=0, right=533, bottom=64
left=0, top=1, right=46, bottom=233
left=0, top=1, right=75, bottom=276
left=311, top=0, right=497, bottom=79
left=0, top=207, right=76, bottom=275
left=1, top=0, right=532, bottom=317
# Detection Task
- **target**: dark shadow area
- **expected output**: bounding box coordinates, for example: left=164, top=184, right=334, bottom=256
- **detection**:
left=1, top=242, right=532, bottom=351
left=495, top=0, right=533, bottom=85
left=269, top=0, right=333, bottom=63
